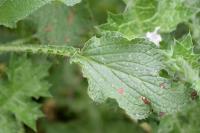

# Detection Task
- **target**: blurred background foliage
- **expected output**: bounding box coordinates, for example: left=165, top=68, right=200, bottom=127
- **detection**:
left=0, top=0, right=200, bottom=133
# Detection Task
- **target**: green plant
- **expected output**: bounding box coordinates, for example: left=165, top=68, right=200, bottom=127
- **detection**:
left=0, top=0, right=200, bottom=133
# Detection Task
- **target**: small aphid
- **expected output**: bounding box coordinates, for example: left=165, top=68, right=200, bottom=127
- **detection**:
left=117, top=88, right=124, bottom=95
left=141, top=96, right=151, bottom=104
left=159, top=83, right=166, bottom=89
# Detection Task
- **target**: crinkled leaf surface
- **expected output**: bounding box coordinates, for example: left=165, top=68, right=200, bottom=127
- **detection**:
left=0, top=55, right=51, bottom=132
left=165, top=34, right=200, bottom=93
left=73, top=32, right=191, bottom=119
left=99, top=0, right=198, bottom=39
left=0, top=0, right=82, bottom=28
left=30, top=1, right=93, bottom=46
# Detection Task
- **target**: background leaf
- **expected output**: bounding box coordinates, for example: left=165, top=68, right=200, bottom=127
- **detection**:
left=0, top=55, right=51, bottom=131
left=0, top=111, right=24, bottom=133
left=0, top=0, right=82, bottom=28
left=158, top=102, right=200, bottom=133
left=99, top=0, right=199, bottom=39
left=30, top=0, right=93, bottom=46
left=164, top=34, right=200, bottom=93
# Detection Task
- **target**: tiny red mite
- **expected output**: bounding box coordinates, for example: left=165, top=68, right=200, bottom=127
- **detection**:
left=141, top=96, right=151, bottom=104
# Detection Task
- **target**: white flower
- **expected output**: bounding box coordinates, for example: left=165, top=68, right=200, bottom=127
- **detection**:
left=146, top=27, right=162, bottom=47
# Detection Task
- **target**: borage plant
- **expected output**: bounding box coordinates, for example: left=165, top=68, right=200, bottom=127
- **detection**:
left=0, top=0, right=200, bottom=133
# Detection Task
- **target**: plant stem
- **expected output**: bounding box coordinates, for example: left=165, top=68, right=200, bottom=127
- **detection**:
left=0, top=44, right=79, bottom=57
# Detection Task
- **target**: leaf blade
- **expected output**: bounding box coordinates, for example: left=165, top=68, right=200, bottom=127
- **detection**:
left=73, top=32, right=191, bottom=119
left=99, top=0, right=198, bottom=39
left=0, top=55, right=51, bottom=131
left=0, top=0, right=82, bottom=27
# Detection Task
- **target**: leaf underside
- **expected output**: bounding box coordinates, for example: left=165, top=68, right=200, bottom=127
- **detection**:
left=73, top=32, right=191, bottom=119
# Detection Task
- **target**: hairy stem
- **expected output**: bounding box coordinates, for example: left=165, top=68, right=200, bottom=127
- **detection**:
left=0, top=44, right=79, bottom=57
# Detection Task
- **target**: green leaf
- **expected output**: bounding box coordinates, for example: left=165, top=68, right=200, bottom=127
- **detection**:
left=72, top=32, right=191, bottom=119
left=58, top=0, right=81, bottom=6
left=0, top=0, right=6, bottom=6
left=0, top=111, right=24, bottom=133
left=0, top=55, right=51, bottom=131
left=30, top=1, right=93, bottom=46
left=0, top=0, right=52, bottom=28
left=0, top=0, right=82, bottom=28
left=158, top=102, right=200, bottom=133
left=99, top=0, right=198, bottom=39
left=164, top=34, right=200, bottom=93
left=190, top=12, right=200, bottom=46
left=122, top=0, right=130, bottom=4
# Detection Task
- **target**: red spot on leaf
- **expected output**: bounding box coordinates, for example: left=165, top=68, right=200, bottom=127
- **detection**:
left=141, top=96, right=151, bottom=104
left=117, top=88, right=124, bottom=95
left=159, top=83, right=166, bottom=89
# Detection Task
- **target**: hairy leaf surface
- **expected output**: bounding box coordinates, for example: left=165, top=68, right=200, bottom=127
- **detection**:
left=73, top=32, right=191, bottom=119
